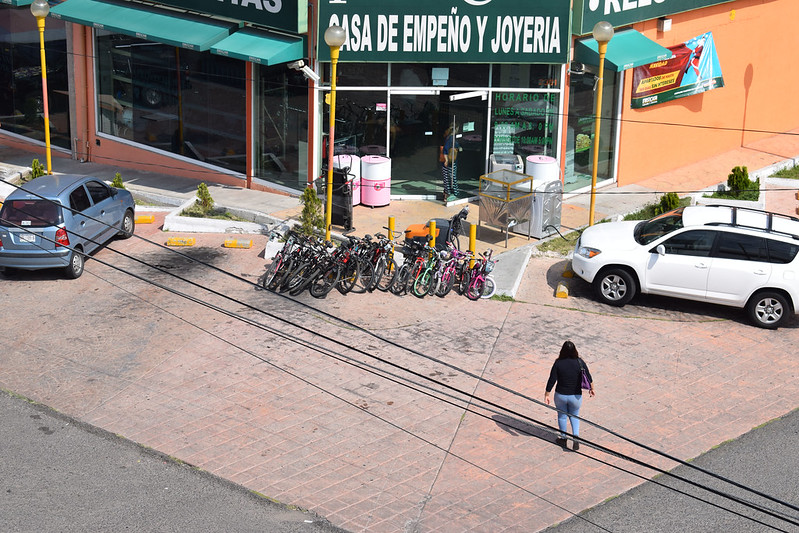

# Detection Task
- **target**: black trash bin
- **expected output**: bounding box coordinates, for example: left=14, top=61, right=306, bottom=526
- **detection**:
left=319, top=167, right=353, bottom=231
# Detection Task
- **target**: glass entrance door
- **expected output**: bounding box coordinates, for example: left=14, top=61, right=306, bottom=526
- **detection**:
left=389, top=91, right=487, bottom=199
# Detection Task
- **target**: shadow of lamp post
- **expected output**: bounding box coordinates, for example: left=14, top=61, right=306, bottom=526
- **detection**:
left=323, top=25, right=346, bottom=242
left=30, top=0, right=53, bottom=175
left=588, top=21, right=614, bottom=226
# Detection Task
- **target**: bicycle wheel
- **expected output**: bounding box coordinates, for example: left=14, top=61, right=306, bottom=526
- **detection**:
left=276, top=257, right=299, bottom=293
left=310, top=265, right=339, bottom=298
left=436, top=267, right=456, bottom=297
left=289, top=265, right=320, bottom=296
left=390, top=263, right=411, bottom=295
left=376, top=258, right=398, bottom=292
left=370, top=255, right=387, bottom=292
left=428, top=270, right=442, bottom=296
left=350, top=258, right=373, bottom=294
left=262, top=255, right=283, bottom=290
left=458, top=268, right=471, bottom=296
left=412, top=269, right=432, bottom=298
left=283, top=260, right=311, bottom=294
left=466, top=276, right=484, bottom=301
left=480, top=276, right=497, bottom=299
left=336, top=260, right=360, bottom=295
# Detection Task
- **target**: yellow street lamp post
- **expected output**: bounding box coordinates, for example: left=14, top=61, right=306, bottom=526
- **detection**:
left=323, top=25, right=346, bottom=242
left=588, top=21, right=614, bottom=226
left=30, top=0, right=53, bottom=175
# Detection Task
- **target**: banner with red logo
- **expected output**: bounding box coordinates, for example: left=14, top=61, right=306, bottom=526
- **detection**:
left=631, top=32, right=724, bottom=109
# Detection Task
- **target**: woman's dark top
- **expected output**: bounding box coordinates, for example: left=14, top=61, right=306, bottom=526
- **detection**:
left=546, top=358, right=592, bottom=396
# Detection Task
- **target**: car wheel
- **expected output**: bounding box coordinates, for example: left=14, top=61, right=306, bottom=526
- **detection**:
left=118, top=209, right=135, bottom=239
left=746, top=291, right=790, bottom=329
left=64, top=249, right=85, bottom=279
left=144, top=88, right=162, bottom=107
left=593, top=268, right=636, bottom=307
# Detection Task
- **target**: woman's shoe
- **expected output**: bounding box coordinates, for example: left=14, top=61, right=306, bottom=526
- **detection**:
left=556, top=438, right=567, bottom=447
left=573, top=441, right=580, bottom=451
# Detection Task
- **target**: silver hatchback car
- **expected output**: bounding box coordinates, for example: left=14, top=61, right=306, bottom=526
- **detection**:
left=0, top=174, right=135, bottom=278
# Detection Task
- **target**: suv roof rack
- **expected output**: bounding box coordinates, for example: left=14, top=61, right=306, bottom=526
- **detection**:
left=703, top=204, right=799, bottom=240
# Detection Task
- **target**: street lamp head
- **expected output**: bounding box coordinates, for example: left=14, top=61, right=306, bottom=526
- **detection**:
left=324, top=25, right=346, bottom=49
left=30, top=0, right=50, bottom=19
left=592, top=21, right=614, bottom=44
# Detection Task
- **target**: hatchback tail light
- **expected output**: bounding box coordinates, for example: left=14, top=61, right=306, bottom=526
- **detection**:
left=55, top=227, right=69, bottom=247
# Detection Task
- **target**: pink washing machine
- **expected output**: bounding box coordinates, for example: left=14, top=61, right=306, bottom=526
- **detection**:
left=334, top=154, right=361, bottom=206
left=360, top=155, right=391, bottom=207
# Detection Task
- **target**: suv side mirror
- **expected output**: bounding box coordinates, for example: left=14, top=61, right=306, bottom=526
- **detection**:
left=655, top=244, right=666, bottom=256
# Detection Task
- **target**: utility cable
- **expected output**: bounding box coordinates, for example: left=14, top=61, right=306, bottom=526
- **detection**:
left=3, top=187, right=798, bottom=528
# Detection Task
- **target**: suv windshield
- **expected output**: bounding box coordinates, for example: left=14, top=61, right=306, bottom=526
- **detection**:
left=634, top=208, right=685, bottom=245
left=0, top=199, right=62, bottom=228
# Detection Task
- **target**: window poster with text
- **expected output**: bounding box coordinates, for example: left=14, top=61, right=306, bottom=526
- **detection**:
left=631, top=32, right=724, bottom=109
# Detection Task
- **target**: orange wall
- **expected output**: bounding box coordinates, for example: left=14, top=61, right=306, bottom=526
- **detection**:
left=617, top=0, right=799, bottom=186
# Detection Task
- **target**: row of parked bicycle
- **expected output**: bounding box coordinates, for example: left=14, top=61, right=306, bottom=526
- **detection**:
left=261, top=230, right=497, bottom=300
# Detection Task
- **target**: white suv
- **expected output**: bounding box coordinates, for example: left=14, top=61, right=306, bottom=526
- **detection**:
left=572, top=205, right=799, bottom=329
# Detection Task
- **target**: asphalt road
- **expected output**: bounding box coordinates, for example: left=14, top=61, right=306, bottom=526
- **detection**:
left=545, top=408, right=799, bottom=533
left=0, top=389, right=345, bottom=533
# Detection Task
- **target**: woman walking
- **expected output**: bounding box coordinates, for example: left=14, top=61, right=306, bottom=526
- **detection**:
left=545, top=340, right=595, bottom=450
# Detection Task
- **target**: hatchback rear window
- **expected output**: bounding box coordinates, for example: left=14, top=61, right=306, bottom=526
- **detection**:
left=0, top=200, right=62, bottom=228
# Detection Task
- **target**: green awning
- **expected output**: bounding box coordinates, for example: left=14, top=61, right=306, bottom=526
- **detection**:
left=574, top=29, right=672, bottom=71
left=211, top=29, right=304, bottom=65
left=50, top=0, right=237, bottom=51
left=2, top=0, right=34, bottom=6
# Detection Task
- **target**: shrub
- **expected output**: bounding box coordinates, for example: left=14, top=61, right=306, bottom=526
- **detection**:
left=30, top=159, right=46, bottom=180
left=111, top=172, right=125, bottom=189
left=727, top=166, right=751, bottom=196
left=299, top=185, right=324, bottom=236
left=196, top=182, right=214, bottom=213
left=654, top=192, right=680, bottom=215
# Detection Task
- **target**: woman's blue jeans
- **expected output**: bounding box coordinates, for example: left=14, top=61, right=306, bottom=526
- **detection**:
left=554, top=393, right=582, bottom=438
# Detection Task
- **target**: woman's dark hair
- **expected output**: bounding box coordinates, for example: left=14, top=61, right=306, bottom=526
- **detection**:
left=558, top=340, right=579, bottom=359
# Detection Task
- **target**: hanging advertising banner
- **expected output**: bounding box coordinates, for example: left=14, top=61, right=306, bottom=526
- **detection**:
left=631, top=32, right=724, bottom=109
left=317, top=0, right=570, bottom=64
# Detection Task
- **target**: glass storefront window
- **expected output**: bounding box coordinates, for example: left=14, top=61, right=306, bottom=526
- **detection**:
left=490, top=91, right=560, bottom=160
left=95, top=31, right=246, bottom=173
left=324, top=90, right=388, bottom=157
left=255, top=64, right=309, bottom=190
left=332, top=63, right=387, bottom=87
left=391, top=63, right=488, bottom=87
left=0, top=6, right=71, bottom=149
left=491, top=63, right=560, bottom=89
left=564, top=67, right=618, bottom=192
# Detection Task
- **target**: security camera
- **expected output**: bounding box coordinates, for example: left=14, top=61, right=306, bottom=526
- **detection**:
left=300, top=65, right=320, bottom=83
left=287, top=59, right=320, bottom=83
left=569, top=62, right=585, bottom=75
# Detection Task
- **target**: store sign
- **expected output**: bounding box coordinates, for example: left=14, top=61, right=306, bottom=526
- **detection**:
left=318, top=0, right=570, bottom=64
left=631, top=32, right=724, bottom=109
left=572, top=0, right=735, bottom=35
left=149, top=0, right=307, bottom=33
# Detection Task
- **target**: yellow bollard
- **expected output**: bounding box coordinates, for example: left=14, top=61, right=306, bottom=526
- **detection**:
left=135, top=214, right=154, bottom=224
left=166, top=236, right=195, bottom=247
left=388, top=216, right=395, bottom=239
left=223, top=238, right=253, bottom=249
left=469, top=224, right=476, bottom=268
left=556, top=282, right=569, bottom=298
left=429, top=220, right=436, bottom=249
